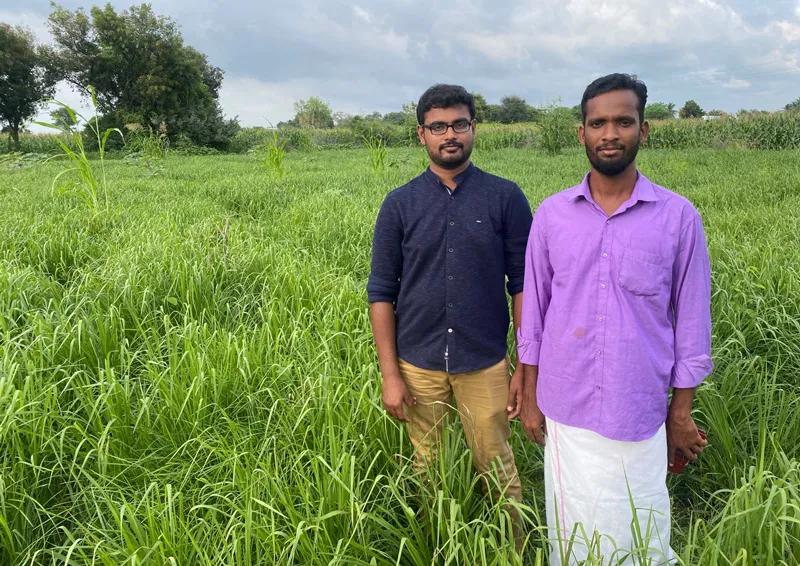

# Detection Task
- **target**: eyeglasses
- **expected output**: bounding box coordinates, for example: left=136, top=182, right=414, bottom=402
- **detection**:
left=421, top=119, right=473, bottom=135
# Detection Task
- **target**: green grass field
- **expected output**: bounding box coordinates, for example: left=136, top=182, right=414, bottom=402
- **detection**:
left=1, top=147, right=799, bottom=565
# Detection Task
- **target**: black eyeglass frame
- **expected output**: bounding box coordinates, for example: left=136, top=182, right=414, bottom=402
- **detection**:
left=420, top=119, right=475, bottom=135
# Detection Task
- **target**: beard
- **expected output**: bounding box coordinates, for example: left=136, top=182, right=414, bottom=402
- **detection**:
left=586, top=137, right=641, bottom=176
left=427, top=140, right=473, bottom=170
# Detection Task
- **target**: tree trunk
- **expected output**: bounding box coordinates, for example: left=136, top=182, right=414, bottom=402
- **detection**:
left=11, top=124, right=20, bottom=152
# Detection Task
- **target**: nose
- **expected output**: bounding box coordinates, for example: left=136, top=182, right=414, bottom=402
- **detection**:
left=443, top=126, right=459, bottom=141
left=601, top=123, right=620, bottom=143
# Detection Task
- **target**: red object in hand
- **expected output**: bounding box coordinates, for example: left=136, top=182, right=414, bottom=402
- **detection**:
left=668, top=428, right=707, bottom=474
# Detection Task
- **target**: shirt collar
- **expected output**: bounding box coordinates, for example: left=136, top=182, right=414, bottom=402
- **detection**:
left=424, top=162, right=476, bottom=189
left=568, top=170, right=659, bottom=204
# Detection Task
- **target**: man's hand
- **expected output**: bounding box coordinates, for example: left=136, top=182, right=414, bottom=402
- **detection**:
left=382, top=374, right=416, bottom=422
left=666, top=412, right=707, bottom=465
left=507, top=363, right=524, bottom=419
left=520, top=366, right=546, bottom=445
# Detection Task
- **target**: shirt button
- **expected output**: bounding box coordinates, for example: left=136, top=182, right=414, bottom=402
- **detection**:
left=606, top=220, right=612, bottom=225
left=596, top=350, right=602, bottom=356
left=448, top=303, right=453, bottom=308
left=602, top=252, right=608, bottom=258
left=449, top=248, right=454, bottom=253
left=598, top=317, right=603, bottom=322
left=449, top=221, right=455, bottom=226
left=596, top=385, right=601, bottom=391
left=448, top=275, right=453, bottom=280
left=448, top=328, right=453, bottom=333
left=601, top=283, right=607, bottom=289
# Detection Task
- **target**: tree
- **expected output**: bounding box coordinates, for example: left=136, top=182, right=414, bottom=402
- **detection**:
left=50, top=107, right=77, bottom=129
left=706, top=109, right=727, bottom=117
left=497, top=96, right=536, bottom=123
left=333, top=111, right=353, bottom=127
left=401, top=101, right=418, bottom=128
left=784, top=97, right=800, bottom=113
left=679, top=100, right=705, bottom=119
left=47, top=3, right=237, bottom=148
left=382, top=111, right=405, bottom=126
left=571, top=104, right=583, bottom=121
left=472, top=93, right=491, bottom=123
left=293, top=97, right=334, bottom=129
left=645, top=102, right=675, bottom=120
left=0, top=24, right=58, bottom=151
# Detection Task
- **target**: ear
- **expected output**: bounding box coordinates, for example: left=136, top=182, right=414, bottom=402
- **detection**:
left=578, top=123, right=586, bottom=147
left=417, top=124, right=426, bottom=145
left=640, top=120, right=650, bottom=144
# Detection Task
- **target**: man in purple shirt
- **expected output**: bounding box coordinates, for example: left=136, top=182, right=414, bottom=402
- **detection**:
left=518, top=74, right=712, bottom=564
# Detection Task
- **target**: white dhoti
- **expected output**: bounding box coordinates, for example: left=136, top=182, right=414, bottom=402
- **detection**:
left=544, top=417, right=675, bottom=565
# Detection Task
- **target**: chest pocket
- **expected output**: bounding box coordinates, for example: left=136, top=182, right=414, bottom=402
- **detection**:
left=618, top=248, right=671, bottom=297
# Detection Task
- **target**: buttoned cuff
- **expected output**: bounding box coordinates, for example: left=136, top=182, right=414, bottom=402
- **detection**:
left=670, top=354, right=714, bottom=388
left=516, top=328, right=541, bottom=365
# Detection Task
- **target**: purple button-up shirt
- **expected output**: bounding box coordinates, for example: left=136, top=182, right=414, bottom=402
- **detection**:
left=517, top=172, right=713, bottom=441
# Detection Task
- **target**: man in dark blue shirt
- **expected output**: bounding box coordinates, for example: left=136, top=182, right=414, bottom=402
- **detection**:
left=367, top=84, right=533, bottom=516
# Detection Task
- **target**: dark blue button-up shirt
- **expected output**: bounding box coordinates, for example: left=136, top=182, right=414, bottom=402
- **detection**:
left=367, top=163, right=533, bottom=374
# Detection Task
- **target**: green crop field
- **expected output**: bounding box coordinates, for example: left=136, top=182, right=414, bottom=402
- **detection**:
left=1, top=146, right=799, bottom=565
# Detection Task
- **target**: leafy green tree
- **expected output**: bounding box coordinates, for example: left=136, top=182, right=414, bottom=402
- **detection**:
left=472, top=93, right=491, bottom=123
left=50, top=106, right=78, bottom=129
left=47, top=3, right=237, bottom=148
left=538, top=103, right=577, bottom=155
left=382, top=111, right=405, bottom=126
left=0, top=24, right=58, bottom=151
left=784, top=97, right=800, bottom=113
left=645, top=102, right=676, bottom=120
left=679, top=100, right=705, bottom=119
left=497, top=96, right=537, bottom=123
left=293, top=97, right=334, bottom=129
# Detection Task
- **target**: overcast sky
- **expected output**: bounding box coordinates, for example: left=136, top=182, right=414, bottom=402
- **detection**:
left=2, top=0, right=800, bottom=129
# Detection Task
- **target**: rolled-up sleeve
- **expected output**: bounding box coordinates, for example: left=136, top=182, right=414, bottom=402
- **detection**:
left=503, top=184, right=533, bottom=296
left=670, top=208, right=714, bottom=388
left=367, top=194, right=403, bottom=303
left=517, top=204, right=552, bottom=365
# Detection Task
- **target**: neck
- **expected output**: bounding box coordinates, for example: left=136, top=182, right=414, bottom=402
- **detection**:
left=588, top=163, right=638, bottom=201
left=430, top=160, right=471, bottom=189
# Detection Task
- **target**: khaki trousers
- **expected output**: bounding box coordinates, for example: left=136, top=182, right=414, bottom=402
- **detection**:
left=398, top=357, right=522, bottom=504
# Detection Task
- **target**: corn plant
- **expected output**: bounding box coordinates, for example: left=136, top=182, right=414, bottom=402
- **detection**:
left=262, top=129, right=288, bottom=178
left=364, top=129, right=387, bottom=174
left=35, top=86, right=122, bottom=218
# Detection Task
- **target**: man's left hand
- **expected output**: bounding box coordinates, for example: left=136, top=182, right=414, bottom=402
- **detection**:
left=507, top=363, right=524, bottom=420
left=666, top=412, right=708, bottom=465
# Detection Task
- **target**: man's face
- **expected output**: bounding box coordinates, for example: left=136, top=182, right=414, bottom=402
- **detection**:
left=579, top=90, right=649, bottom=177
left=416, top=105, right=475, bottom=170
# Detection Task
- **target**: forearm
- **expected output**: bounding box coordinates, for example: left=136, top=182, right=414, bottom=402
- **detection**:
left=369, top=302, right=400, bottom=380
left=668, top=387, right=697, bottom=419
left=511, top=292, right=523, bottom=359
left=522, top=363, right=539, bottom=393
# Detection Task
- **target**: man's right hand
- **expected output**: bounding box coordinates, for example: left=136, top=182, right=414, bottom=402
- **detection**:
left=382, top=374, right=416, bottom=421
left=520, top=367, right=546, bottom=445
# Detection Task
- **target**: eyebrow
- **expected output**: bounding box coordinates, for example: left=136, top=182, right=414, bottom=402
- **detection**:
left=588, top=114, right=638, bottom=122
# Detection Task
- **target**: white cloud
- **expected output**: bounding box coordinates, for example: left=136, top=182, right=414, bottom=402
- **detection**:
left=218, top=76, right=304, bottom=127
left=722, top=78, right=752, bottom=89
left=0, top=9, right=51, bottom=41
left=6, top=0, right=800, bottom=127
left=775, top=20, right=800, bottom=41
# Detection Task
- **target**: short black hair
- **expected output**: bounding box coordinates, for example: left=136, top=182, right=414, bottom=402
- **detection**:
left=417, top=84, right=475, bottom=125
left=581, top=73, right=648, bottom=123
